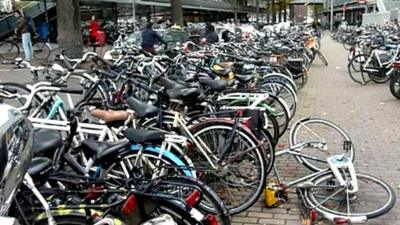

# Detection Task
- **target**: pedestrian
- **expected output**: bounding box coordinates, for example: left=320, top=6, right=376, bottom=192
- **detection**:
left=89, top=15, right=99, bottom=45
left=141, top=23, right=167, bottom=54
left=14, top=10, right=34, bottom=61
left=205, top=24, right=219, bottom=44
left=221, top=29, right=233, bottom=42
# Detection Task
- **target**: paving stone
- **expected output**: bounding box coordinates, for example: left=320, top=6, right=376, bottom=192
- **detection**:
left=231, top=33, right=399, bottom=225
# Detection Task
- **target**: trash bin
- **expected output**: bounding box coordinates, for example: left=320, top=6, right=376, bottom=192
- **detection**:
left=39, top=23, right=49, bottom=40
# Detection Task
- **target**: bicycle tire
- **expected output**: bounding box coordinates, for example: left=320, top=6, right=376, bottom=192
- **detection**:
left=33, top=41, right=51, bottom=60
left=389, top=71, right=400, bottom=99
left=0, top=41, right=20, bottom=60
left=306, top=172, right=396, bottom=221
left=289, top=117, right=355, bottom=172
left=347, top=54, right=371, bottom=85
left=157, top=176, right=231, bottom=225
left=258, top=81, right=297, bottom=120
left=316, top=50, right=328, bottom=66
left=190, top=120, right=268, bottom=214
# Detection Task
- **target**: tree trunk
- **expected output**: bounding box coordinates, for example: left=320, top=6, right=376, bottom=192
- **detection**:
left=272, top=0, right=276, bottom=23
left=256, top=0, right=260, bottom=24
left=234, top=0, right=238, bottom=22
left=171, top=0, right=183, bottom=26
left=283, top=1, right=287, bottom=21
left=278, top=1, right=282, bottom=22
left=56, top=0, right=83, bottom=58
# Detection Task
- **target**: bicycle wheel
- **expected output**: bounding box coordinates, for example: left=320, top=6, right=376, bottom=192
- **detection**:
left=0, top=41, right=20, bottom=60
left=389, top=71, right=400, bottom=99
left=154, top=176, right=231, bottom=225
left=306, top=172, right=396, bottom=222
left=347, top=54, right=371, bottom=84
left=258, top=81, right=297, bottom=120
left=102, top=149, right=195, bottom=188
left=289, top=117, right=355, bottom=171
left=316, top=50, right=328, bottom=66
left=190, top=120, right=268, bottom=214
left=33, top=40, right=51, bottom=60
left=0, top=82, right=47, bottom=117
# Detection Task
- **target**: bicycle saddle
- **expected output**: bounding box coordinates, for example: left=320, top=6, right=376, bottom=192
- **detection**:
left=235, top=74, right=253, bottom=83
left=124, top=129, right=164, bottom=144
left=166, top=87, right=201, bottom=102
left=159, top=77, right=186, bottom=89
left=81, top=139, right=129, bottom=161
left=28, top=157, right=52, bottom=182
left=90, top=109, right=129, bottom=123
left=126, top=97, right=159, bottom=119
left=32, top=129, right=63, bottom=156
left=199, top=79, right=226, bottom=92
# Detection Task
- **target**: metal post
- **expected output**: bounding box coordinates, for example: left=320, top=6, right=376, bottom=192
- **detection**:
left=44, top=0, right=48, bottom=23
left=132, top=0, right=136, bottom=22
left=330, top=0, right=333, bottom=31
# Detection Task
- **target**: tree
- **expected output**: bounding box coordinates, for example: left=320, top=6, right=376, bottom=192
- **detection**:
left=171, top=0, right=183, bottom=26
left=56, top=0, right=84, bottom=58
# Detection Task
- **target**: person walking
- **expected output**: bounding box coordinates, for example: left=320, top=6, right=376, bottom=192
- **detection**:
left=205, top=24, right=219, bottom=44
left=141, top=23, right=167, bottom=54
left=14, top=10, right=34, bottom=61
left=89, top=15, right=99, bottom=44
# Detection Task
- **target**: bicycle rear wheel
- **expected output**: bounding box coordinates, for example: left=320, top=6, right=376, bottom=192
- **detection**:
left=306, top=172, right=396, bottom=222
left=0, top=41, right=19, bottom=60
left=390, top=71, right=400, bottom=99
left=347, top=54, right=371, bottom=84
left=289, top=117, right=355, bottom=171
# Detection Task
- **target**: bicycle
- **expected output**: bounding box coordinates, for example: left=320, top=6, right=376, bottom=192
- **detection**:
left=0, top=35, right=52, bottom=60
left=265, top=117, right=395, bottom=224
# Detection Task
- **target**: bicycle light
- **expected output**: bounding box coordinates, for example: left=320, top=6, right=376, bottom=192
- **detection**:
left=122, top=194, right=136, bottom=216
left=185, top=189, right=201, bottom=207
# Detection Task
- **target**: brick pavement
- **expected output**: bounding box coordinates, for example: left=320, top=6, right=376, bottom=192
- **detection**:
left=231, top=33, right=400, bottom=225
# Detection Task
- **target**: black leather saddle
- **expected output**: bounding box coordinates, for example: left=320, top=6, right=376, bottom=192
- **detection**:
left=81, top=139, right=129, bottom=161
left=28, top=157, right=52, bottom=181
left=126, top=97, right=159, bottom=119
left=199, top=79, right=226, bottom=92
left=33, top=129, right=63, bottom=156
left=124, top=129, right=164, bottom=144
left=166, top=87, right=200, bottom=102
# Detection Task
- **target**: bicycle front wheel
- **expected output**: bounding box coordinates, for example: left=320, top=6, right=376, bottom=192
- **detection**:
left=190, top=120, right=268, bottom=214
left=0, top=41, right=19, bottom=60
left=289, top=117, right=355, bottom=171
left=33, top=40, right=51, bottom=60
left=306, top=172, right=396, bottom=222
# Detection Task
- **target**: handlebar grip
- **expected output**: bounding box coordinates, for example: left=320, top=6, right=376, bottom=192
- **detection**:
left=59, top=88, right=84, bottom=94
left=51, top=81, right=67, bottom=87
left=96, top=56, right=114, bottom=67
left=1, top=87, right=17, bottom=94
left=2, top=60, right=15, bottom=65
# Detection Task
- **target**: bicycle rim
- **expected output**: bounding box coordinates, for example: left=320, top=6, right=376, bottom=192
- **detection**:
left=0, top=41, right=19, bottom=60
left=306, top=172, right=396, bottom=220
left=191, top=122, right=267, bottom=214
left=289, top=117, right=355, bottom=171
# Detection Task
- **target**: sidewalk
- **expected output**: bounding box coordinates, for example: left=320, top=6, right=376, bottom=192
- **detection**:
left=231, top=34, right=400, bottom=225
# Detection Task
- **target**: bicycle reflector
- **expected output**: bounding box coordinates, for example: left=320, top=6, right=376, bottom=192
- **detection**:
left=309, top=209, right=318, bottom=222
left=334, top=217, right=349, bottom=224
left=185, top=189, right=201, bottom=207
left=203, top=214, right=218, bottom=225
left=122, top=194, right=136, bottom=216
left=392, top=62, right=400, bottom=69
